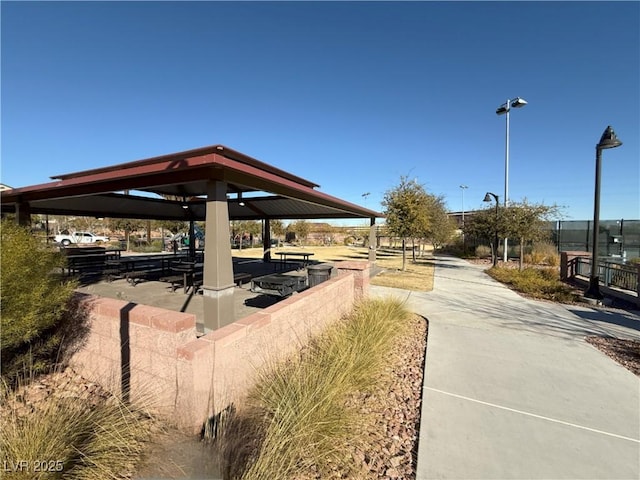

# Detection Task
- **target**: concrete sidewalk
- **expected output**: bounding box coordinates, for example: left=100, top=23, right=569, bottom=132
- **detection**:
left=370, top=255, right=640, bottom=480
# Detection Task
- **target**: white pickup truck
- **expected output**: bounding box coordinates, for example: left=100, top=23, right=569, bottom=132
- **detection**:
left=53, top=231, right=110, bottom=246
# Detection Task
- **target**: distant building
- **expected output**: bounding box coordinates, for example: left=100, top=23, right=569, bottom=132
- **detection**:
left=448, top=210, right=479, bottom=228
left=0, top=184, right=12, bottom=192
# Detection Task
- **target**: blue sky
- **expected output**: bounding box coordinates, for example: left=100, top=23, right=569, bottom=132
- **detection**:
left=2, top=1, right=638, bottom=224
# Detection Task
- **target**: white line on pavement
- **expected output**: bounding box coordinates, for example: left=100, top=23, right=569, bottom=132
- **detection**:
left=425, top=387, right=640, bottom=444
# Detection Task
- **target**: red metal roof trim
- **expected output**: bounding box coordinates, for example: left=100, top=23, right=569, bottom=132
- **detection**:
left=50, top=145, right=319, bottom=189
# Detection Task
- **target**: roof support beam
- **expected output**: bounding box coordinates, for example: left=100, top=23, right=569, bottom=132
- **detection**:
left=369, top=218, right=377, bottom=263
left=263, top=218, right=272, bottom=263
left=201, top=180, right=234, bottom=334
left=16, top=200, right=31, bottom=226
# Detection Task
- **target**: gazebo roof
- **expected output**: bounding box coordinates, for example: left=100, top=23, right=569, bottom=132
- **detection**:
left=1, top=145, right=382, bottom=221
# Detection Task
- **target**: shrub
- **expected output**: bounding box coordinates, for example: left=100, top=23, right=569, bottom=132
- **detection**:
left=475, top=245, right=492, bottom=258
left=343, top=236, right=355, bottom=246
left=1, top=220, right=77, bottom=382
left=130, top=239, right=164, bottom=253
left=0, top=372, right=155, bottom=480
left=487, top=266, right=577, bottom=303
left=546, top=253, right=560, bottom=267
left=530, top=241, right=560, bottom=266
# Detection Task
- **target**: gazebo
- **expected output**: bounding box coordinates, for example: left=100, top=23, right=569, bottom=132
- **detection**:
left=1, top=145, right=382, bottom=332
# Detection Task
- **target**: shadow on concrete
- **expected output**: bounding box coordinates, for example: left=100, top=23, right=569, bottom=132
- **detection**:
left=180, top=289, right=198, bottom=313
left=244, top=295, right=282, bottom=309
left=119, top=303, right=136, bottom=404
left=566, top=307, right=640, bottom=334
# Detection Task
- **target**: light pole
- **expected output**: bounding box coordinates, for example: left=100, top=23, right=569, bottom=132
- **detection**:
left=459, top=185, right=468, bottom=227
left=483, top=192, right=500, bottom=267
left=361, top=192, right=371, bottom=246
left=460, top=185, right=468, bottom=252
left=585, top=126, right=622, bottom=300
left=496, top=97, right=528, bottom=262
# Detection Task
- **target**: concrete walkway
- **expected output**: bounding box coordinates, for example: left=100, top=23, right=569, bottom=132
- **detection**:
left=370, top=255, right=640, bottom=480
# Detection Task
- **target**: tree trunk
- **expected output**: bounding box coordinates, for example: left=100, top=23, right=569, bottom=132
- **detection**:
left=519, top=239, right=525, bottom=271
left=412, top=239, right=416, bottom=263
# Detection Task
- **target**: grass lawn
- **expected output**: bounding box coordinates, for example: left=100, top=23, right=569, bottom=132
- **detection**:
left=232, top=245, right=435, bottom=291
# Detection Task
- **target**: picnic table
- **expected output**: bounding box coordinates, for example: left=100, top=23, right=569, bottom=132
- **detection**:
left=62, top=247, right=122, bottom=276
left=169, top=262, right=203, bottom=294
left=274, top=251, right=314, bottom=269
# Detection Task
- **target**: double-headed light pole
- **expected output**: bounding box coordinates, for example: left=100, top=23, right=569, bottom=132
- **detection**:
left=496, top=97, right=528, bottom=262
left=585, top=126, right=622, bottom=300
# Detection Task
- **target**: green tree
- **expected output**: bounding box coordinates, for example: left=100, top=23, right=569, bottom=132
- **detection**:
left=503, top=201, right=561, bottom=270
left=463, top=207, right=501, bottom=264
left=270, top=219, right=286, bottom=247
left=107, top=218, right=144, bottom=251
left=231, top=220, right=261, bottom=249
left=418, top=194, right=456, bottom=251
left=1, top=220, right=77, bottom=381
left=382, top=177, right=431, bottom=271
left=154, top=220, right=187, bottom=235
left=291, top=220, right=310, bottom=246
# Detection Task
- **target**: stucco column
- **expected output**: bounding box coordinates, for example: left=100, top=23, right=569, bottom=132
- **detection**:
left=16, top=201, right=31, bottom=226
left=368, top=219, right=377, bottom=263
left=263, top=218, right=272, bottom=262
left=201, top=180, right=235, bottom=334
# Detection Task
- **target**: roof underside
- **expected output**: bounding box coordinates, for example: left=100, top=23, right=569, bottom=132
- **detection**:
left=1, top=145, right=382, bottom=221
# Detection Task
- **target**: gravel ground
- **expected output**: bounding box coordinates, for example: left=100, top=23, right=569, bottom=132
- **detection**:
left=352, top=313, right=427, bottom=479
left=308, top=314, right=428, bottom=479
left=586, top=336, right=640, bottom=377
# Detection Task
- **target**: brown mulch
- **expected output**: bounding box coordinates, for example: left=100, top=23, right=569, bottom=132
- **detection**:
left=585, top=336, right=640, bottom=377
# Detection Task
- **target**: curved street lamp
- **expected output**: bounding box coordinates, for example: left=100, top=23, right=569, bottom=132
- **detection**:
left=483, top=192, right=500, bottom=267
left=496, top=97, right=528, bottom=262
left=585, top=126, right=623, bottom=300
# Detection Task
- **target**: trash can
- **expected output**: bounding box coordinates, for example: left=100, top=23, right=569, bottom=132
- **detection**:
left=307, top=263, right=333, bottom=288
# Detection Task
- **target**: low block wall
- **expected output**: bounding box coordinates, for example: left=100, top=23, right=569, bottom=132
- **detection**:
left=69, top=261, right=370, bottom=432
left=560, top=251, right=591, bottom=281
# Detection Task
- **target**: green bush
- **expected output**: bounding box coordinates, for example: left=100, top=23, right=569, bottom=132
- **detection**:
left=475, top=245, right=492, bottom=258
left=488, top=266, right=577, bottom=303
left=130, top=239, right=164, bottom=253
left=1, top=220, right=77, bottom=382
